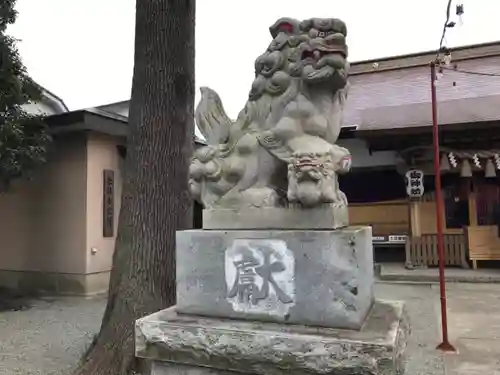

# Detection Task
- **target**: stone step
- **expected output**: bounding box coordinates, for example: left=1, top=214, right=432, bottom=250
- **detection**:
left=136, top=300, right=409, bottom=375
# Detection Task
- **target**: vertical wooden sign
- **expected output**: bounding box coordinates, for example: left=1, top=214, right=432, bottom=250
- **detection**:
left=103, top=169, right=115, bottom=237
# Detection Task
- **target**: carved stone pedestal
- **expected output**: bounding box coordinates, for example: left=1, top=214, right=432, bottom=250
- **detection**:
left=136, top=225, right=409, bottom=374
left=136, top=300, right=409, bottom=375
left=176, top=227, right=373, bottom=329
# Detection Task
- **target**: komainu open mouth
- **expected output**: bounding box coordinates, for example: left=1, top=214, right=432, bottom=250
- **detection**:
left=301, top=47, right=346, bottom=62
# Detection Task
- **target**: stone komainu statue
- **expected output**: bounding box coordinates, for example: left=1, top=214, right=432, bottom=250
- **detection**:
left=189, top=17, right=352, bottom=209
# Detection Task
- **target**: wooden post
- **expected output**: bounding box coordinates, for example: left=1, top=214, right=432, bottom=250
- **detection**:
left=406, top=199, right=421, bottom=267
left=467, top=179, right=478, bottom=269
left=410, top=200, right=422, bottom=237
left=468, top=192, right=478, bottom=226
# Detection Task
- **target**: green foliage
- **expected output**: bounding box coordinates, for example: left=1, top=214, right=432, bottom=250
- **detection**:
left=0, top=0, right=51, bottom=189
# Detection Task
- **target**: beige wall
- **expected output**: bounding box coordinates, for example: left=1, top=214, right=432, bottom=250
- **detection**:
left=0, top=181, right=35, bottom=271
left=0, top=131, right=124, bottom=295
left=0, top=134, right=87, bottom=274
left=30, top=134, right=88, bottom=274
left=85, top=133, right=123, bottom=275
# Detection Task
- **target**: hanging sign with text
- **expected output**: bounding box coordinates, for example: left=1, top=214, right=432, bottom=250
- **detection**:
left=405, top=169, right=424, bottom=198
left=103, top=169, right=115, bottom=238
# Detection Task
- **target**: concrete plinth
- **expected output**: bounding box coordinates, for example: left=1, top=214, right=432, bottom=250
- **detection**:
left=176, top=227, right=374, bottom=329
left=136, top=300, right=409, bottom=375
left=203, top=205, right=349, bottom=230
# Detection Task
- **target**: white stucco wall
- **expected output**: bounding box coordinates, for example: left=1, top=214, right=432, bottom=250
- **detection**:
left=22, top=90, right=68, bottom=116
left=23, top=101, right=58, bottom=116
left=337, top=139, right=398, bottom=169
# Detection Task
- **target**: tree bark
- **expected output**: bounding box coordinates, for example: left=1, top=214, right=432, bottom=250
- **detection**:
left=75, top=1, right=195, bottom=374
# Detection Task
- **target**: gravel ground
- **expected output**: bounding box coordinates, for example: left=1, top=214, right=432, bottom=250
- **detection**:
left=0, top=284, right=450, bottom=375
left=0, top=296, right=105, bottom=375
left=375, top=283, right=445, bottom=375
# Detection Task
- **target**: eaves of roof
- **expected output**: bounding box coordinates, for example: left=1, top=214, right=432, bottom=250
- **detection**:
left=350, top=40, right=500, bottom=75
left=44, top=108, right=206, bottom=145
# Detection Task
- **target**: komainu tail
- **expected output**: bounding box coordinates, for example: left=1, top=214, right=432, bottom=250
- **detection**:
left=195, top=87, right=232, bottom=145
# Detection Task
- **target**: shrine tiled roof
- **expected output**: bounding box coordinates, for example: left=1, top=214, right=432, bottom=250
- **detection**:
left=343, top=41, right=500, bottom=131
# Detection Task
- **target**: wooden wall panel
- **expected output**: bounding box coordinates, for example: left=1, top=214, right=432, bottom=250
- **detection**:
left=349, top=200, right=409, bottom=234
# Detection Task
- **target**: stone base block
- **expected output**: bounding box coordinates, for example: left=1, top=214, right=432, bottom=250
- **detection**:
left=136, top=300, right=409, bottom=375
left=176, top=227, right=374, bottom=329
left=203, top=205, right=348, bottom=230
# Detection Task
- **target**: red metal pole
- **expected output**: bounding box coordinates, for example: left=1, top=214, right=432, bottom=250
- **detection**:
left=431, top=61, right=456, bottom=352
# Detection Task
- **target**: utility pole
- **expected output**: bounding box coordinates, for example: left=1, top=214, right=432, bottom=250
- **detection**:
left=430, top=60, right=456, bottom=352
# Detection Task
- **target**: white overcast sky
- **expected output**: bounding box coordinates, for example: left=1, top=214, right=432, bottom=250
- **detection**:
left=8, top=0, right=500, bottom=119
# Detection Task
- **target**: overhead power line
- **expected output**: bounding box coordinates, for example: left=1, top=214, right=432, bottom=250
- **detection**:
left=437, top=0, right=454, bottom=56
left=435, top=2, right=500, bottom=78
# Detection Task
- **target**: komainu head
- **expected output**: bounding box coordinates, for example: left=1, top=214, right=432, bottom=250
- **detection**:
left=298, top=18, right=349, bottom=87
left=249, top=17, right=349, bottom=103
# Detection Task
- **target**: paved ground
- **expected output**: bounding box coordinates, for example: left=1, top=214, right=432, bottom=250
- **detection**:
left=376, top=281, right=500, bottom=375
left=376, top=283, right=445, bottom=375
left=0, top=282, right=499, bottom=374
left=380, top=263, right=500, bottom=283
left=443, top=283, right=500, bottom=374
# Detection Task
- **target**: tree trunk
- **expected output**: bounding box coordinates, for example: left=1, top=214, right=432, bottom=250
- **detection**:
left=75, top=1, right=195, bottom=374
